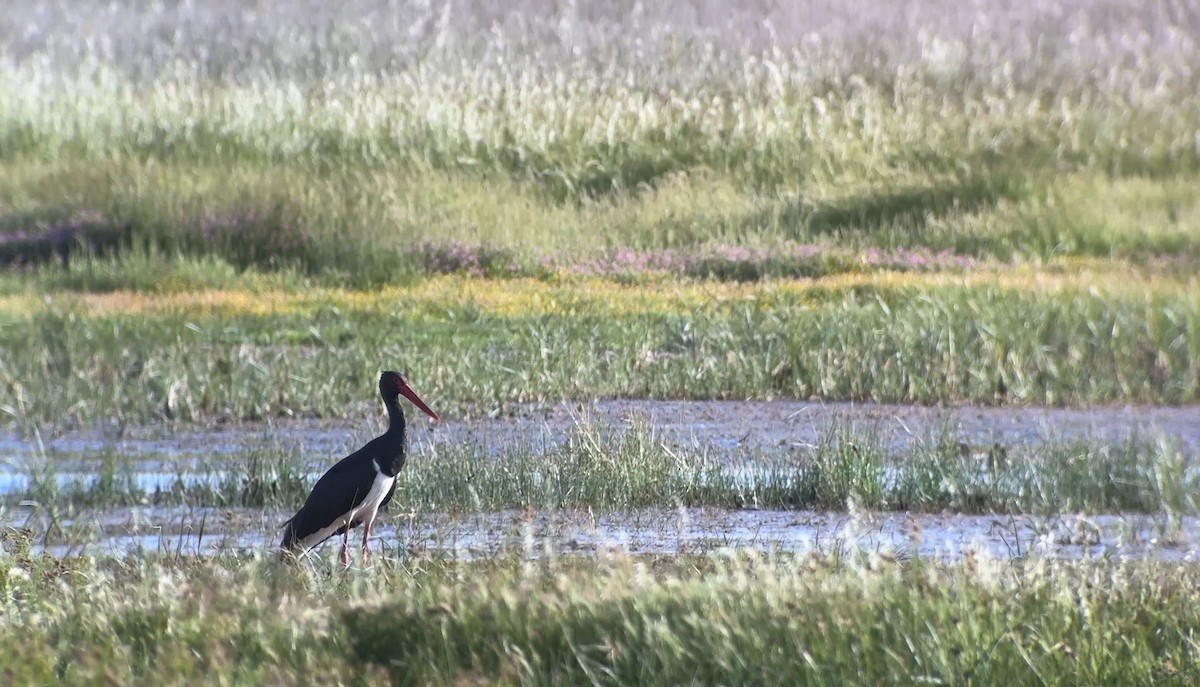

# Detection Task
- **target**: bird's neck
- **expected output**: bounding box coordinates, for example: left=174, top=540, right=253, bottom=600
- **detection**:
left=376, top=396, right=409, bottom=476
left=384, top=396, right=407, bottom=436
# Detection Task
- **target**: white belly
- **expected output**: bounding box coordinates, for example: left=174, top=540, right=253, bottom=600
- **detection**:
left=298, top=463, right=395, bottom=551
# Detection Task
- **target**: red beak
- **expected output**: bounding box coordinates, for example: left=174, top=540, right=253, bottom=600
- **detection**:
left=398, top=383, right=440, bottom=421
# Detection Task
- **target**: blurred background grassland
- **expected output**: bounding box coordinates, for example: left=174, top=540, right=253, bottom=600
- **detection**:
left=1, top=0, right=1197, bottom=285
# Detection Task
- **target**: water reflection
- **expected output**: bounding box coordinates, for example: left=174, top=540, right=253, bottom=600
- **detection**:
left=6, top=506, right=1195, bottom=563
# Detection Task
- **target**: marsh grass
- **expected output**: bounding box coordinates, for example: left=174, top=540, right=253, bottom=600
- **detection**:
left=8, top=418, right=1196, bottom=517
left=2, top=278, right=1197, bottom=425
left=346, top=555, right=1200, bottom=686
left=14, top=447, right=315, bottom=512
left=0, top=549, right=1197, bottom=685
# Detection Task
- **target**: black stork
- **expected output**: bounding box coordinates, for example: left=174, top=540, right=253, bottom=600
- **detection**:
left=280, top=371, right=439, bottom=564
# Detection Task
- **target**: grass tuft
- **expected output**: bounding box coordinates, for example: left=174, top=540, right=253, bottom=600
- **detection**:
left=9, top=419, right=1196, bottom=516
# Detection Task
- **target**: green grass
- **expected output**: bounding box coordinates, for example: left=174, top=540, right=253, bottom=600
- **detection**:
left=12, top=418, right=1197, bottom=517
left=0, top=550, right=1197, bottom=686
left=347, top=556, right=1200, bottom=686
left=2, top=279, right=1197, bottom=425
left=5, top=158, right=1198, bottom=272
left=3, top=1, right=1197, bottom=422
left=2, top=1, right=1199, bottom=282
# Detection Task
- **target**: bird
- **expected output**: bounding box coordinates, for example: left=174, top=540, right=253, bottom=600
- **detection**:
left=280, top=371, right=439, bottom=564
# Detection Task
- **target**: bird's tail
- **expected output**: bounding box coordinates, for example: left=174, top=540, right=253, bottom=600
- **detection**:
left=279, top=517, right=299, bottom=551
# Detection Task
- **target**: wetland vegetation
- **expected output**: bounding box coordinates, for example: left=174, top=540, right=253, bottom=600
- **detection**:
left=1, top=552, right=1198, bottom=685
left=7, top=418, right=1197, bottom=517
left=2, top=0, right=1199, bottom=683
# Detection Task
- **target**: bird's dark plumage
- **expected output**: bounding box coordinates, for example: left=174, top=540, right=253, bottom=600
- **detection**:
left=280, top=371, right=439, bottom=561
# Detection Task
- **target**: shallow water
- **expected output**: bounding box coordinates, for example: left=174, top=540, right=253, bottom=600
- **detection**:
left=2, top=401, right=1197, bottom=563
left=0, top=469, right=327, bottom=498
left=5, top=506, right=1195, bottom=564
left=3, top=399, right=1198, bottom=465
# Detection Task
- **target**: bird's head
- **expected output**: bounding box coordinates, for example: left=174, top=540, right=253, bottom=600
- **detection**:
left=379, top=370, right=440, bottom=421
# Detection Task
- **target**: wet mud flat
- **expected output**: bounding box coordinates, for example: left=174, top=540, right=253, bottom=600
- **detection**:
left=3, top=399, right=1199, bottom=465
left=5, top=506, right=1195, bottom=564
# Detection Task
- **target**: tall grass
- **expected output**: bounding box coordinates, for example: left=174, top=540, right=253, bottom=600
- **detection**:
left=1, top=278, right=1197, bottom=424
left=0, top=551, right=1197, bottom=685
left=348, top=556, right=1200, bottom=686
left=2, top=0, right=1198, bottom=277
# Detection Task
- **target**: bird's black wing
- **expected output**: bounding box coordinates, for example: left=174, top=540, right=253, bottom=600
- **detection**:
left=280, top=443, right=381, bottom=550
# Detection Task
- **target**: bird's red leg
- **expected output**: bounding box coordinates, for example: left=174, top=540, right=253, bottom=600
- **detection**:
left=361, top=518, right=373, bottom=565
left=340, top=528, right=351, bottom=567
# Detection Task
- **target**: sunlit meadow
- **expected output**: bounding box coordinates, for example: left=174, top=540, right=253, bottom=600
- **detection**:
left=3, top=1, right=1200, bottom=684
